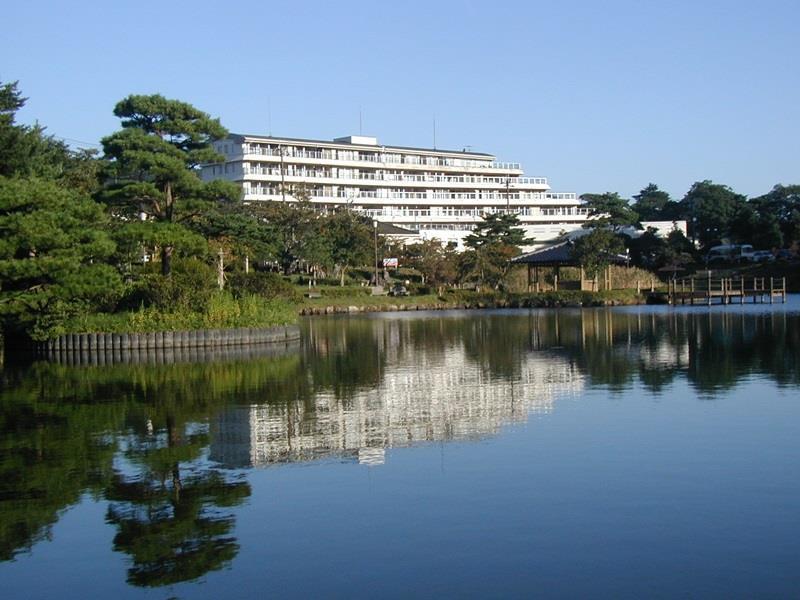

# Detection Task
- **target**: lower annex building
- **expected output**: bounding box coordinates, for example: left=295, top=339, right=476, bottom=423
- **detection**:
left=201, top=133, right=589, bottom=249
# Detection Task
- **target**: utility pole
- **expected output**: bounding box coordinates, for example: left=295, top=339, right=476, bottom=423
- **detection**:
left=373, top=220, right=379, bottom=286
left=217, top=248, right=225, bottom=290
left=278, top=144, right=286, bottom=202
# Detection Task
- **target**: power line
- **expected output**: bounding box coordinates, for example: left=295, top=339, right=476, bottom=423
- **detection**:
left=52, top=135, right=102, bottom=149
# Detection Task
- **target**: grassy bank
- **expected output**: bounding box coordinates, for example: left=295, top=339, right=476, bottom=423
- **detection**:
left=299, top=288, right=643, bottom=314
left=53, top=285, right=644, bottom=337
left=57, top=293, right=297, bottom=337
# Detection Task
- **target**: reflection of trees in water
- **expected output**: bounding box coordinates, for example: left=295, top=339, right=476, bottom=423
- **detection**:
left=302, top=318, right=387, bottom=398
left=0, top=356, right=294, bottom=570
left=0, top=363, right=118, bottom=561
left=518, top=309, right=799, bottom=394
left=106, top=413, right=249, bottom=587
left=107, top=469, right=247, bottom=587
left=686, top=311, right=799, bottom=392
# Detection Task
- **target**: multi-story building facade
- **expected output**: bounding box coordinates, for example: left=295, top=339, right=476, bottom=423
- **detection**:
left=201, top=134, right=588, bottom=248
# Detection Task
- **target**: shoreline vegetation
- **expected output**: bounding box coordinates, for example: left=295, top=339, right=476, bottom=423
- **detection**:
left=16, top=257, right=800, bottom=340
left=51, top=288, right=643, bottom=337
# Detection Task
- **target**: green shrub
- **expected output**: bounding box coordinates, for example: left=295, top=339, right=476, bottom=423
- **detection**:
left=227, top=270, right=301, bottom=302
left=318, top=286, right=373, bottom=298
left=61, top=292, right=297, bottom=334
left=119, top=258, right=217, bottom=312
left=406, top=283, right=432, bottom=296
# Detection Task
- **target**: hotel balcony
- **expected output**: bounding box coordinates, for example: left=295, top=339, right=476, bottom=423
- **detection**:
left=242, top=189, right=580, bottom=206
left=360, top=206, right=589, bottom=223
left=239, top=149, right=523, bottom=175
left=241, top=167, right=549, bottom=190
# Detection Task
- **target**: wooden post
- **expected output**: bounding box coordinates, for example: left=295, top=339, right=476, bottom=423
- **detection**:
left=690, top=278, right=695, bottom=305
left=535, top=265, right=540, bottom=293
left=217, top=248, right=225, bottom=290
left=527, top=264, right=532, bottom=293
left=554, top=266, right=559, bottom=292
left=770, top=277, right=774, bottom=304
left=245, top=254, right=250, bottom=274
left=707, top=272, right=712, bottom=306
left=783, top=277, right=787, bottom=303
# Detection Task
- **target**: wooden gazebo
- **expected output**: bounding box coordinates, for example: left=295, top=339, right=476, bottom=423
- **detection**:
left=512, top=241, right=628, bottom=292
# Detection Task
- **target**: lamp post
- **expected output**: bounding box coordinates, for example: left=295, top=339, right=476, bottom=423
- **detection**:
left=373, top=220, right=379, bottom=286
left=278, top=144, right=286, bottom=202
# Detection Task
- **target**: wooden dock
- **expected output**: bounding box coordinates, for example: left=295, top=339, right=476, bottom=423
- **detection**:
left=667, top=276, right=787, bottom=305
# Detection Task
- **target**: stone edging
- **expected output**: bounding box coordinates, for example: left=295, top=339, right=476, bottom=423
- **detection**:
left=35, top=324, right=300, bottom=354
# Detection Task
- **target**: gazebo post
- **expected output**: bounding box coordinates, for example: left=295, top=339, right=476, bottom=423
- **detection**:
left=534, top=265, right=539, bottom=293
left=580, top=266, right=585, bottom=291
left=554, top=266, right=560, bottom=291
left=527, top=264, right=532, bottom=292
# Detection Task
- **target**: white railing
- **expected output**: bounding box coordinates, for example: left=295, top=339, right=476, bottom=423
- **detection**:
left=243, top=166, right=549, bottom=187
left=488, top=162, right=521, bottom=170
left=243, top=185, right=580, bottom=204
left=359, top=206, right=589, bottom=220
left=242, top=143, right=526, bottom=170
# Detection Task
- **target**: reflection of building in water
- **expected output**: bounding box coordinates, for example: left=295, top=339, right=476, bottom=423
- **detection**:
left=210, top=352, right=583, bottom=468
left=636, top=340, right=690, bottom=370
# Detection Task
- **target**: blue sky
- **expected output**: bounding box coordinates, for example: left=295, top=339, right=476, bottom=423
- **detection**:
left=4, top=0, right=798, bottom=199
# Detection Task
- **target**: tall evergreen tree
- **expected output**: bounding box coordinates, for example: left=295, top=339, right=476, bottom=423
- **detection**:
left=101, top=95, right=240, bottom=275
left=460, top=213, right=533, bottom=290
left=0, top=80, right=73, bottom=179
left=632, top=183, right=672, bottom=221
left=0, top=178, right=121, bottom=338
left=751, top=184, right=800, bottom=247
left=321, top=209, right=373, bottom=286
left=680, top=180, right=746, bottom=247
left=580, top=192, right=639, bottom=230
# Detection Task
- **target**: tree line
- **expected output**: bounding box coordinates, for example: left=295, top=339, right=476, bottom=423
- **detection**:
left=570, top=182, right=799, bottom=274
left=2, top=80, right=798, bottom=339
left=583, top=182, right=800, bottom=252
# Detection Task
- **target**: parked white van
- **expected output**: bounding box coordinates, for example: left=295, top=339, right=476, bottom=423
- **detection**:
left=705, top=244, right=755, bottom=263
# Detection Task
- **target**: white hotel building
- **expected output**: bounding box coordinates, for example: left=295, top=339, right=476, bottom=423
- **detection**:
left=201, top=133, right=588, bottom=248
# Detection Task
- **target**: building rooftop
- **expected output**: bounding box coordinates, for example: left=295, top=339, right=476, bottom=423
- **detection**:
left=512, top=240, right=628, bottom=266
left=230, top=133, right=495, bottom=159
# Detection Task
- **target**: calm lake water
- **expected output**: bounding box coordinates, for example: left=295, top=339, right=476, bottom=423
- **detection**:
left=1, top=300, right=799, bottom=598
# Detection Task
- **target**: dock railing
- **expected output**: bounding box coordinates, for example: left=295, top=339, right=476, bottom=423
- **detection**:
left=667, top=276, right=786, bottom=305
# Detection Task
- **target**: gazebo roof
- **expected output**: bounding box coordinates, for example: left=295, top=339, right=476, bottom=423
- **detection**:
left=377, top=222, right=419, bottom=235
left=512, top=240, right=628, bottom=267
